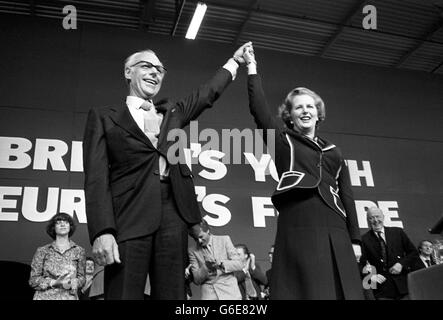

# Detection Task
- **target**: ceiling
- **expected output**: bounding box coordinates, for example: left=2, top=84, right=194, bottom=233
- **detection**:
left=2, top=0, right=443, bottom=74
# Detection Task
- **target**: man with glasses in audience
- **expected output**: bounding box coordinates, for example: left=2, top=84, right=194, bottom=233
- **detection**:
left=83, top=43, right=253, bottom=299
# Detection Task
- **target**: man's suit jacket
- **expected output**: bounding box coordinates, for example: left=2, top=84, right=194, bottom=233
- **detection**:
left=360, top=227, right=418, bottom=297
left=410, top=255, right=437, bottom=272
left=88, top=265, right=104, bottom=299
left=83, top=68, right=232, bottom=243
left=233, top=263, right=268, bottom=300
left=188, top=235, right=243, bottom=300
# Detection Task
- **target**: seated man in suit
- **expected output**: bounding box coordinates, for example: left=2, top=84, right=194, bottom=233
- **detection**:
left=188, top=219, right=243, bottom=300
left=83, top=42, right=253, bottom=299
left=360, top=206, right=418, bottom=300
left=233, top=244, right=268, bottom=300
left=410, top=240, right=438, bottom=271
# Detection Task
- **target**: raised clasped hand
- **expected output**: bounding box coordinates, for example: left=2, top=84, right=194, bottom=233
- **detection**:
left=233, top=41, right=253, bottom=64
left=243, top=45, right=256, bottom=65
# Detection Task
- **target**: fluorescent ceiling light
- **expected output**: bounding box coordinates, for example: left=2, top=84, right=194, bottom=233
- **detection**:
left=185, top=2, right=207, bottom=40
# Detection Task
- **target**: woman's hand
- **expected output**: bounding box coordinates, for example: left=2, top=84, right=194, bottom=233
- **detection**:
left=233, top=41, right=253, bottom=65
left=50, top=273, right=70, bottom=288
left=243, top=45, right=256, bottom=65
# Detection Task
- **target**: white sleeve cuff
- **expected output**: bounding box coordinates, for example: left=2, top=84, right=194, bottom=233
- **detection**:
left=247, top=62, right=257, bottom=75
left=223, top=58, right=239, bottom=80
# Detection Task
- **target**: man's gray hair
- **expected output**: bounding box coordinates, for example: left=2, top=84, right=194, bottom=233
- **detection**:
left=123, top=49, right=157, bottom=82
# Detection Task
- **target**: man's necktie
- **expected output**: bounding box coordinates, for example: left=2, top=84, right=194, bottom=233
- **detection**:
left=140, top=100, right=169, bottom=177
left=376, top=231, right=388, bottom=268
left=426, top=259, right=431, bottom=267
left=244, top=270, right=257, bottom=299
left=202, top=244, right=214, bottom=262
left=140, top=100, right=161, bottom=148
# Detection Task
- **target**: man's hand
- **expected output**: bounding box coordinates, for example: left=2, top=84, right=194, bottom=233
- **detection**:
left=389, top=262, right=403, bottom=275
left=185, top=264, right=192, bottom=279
left=370, top=274, right=387, bottom=284
left=93, top=233, right=121, bottom=266
left=352, top=244, right=362, bottom=263
left=233, top=41, right=253, bottom=65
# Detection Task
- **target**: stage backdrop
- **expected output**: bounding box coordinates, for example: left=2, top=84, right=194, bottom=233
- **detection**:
left=1, top=15, right=443, bottom=280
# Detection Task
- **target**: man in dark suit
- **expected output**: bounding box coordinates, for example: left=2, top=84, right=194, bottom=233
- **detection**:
left=410, top=240, right=438, bottom=271
left=360, top=206, right=418, bottom=300
left=233, top=244, right=268, bottom=300
left=263, top=244, right=273, bottom=299
left=83, top=42, right=252, bottom=299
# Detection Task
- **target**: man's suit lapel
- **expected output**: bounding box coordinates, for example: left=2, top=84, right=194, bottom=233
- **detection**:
left=384, top=227, right=395, bottom=258
left=110, top=104, right=156, bottom=149
left=155, top=100, right=172, bottom=149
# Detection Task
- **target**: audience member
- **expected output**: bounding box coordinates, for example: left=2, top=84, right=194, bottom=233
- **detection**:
left=79, top=257, right=95, bottom=300
left=263, top=244, right=274, bottom=299
left=360, top=206, right=418, bottom=300
left=233, top=244, right=267, bottom=300
left=29, top=213, right=86, bottom=300
left=88, top=264, right=104, bottom=300
left=410, top=240, right=438, bottom=271
left=188, top=219, right=243, bottom=300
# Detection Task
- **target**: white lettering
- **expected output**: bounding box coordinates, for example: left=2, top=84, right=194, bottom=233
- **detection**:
left=198, top=150, right=227, bottom=180
left=346, top=160, right=374, bottom=187
left=70, top=141, right=83, bottom=172
left=0, top=137, right=32, bottom=169
left=202, top=194, right=231, bottom=227
left=355, top=200, right=377, bottom=228
left=378, top=201, right=403, bottom=228
left=0, top=186, right=22, bottom=221
left=22, top=187, right=59, bottom=222
left=33, top=139, right=68, bottom=171
left=59, top=189, right=86, bottom=223
left=251, top=197, right=276, bottom=227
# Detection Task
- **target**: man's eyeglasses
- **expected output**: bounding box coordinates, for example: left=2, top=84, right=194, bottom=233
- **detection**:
left=55, top=220, right=69, bottom=226
left=130, top=60, right=167, bottom=74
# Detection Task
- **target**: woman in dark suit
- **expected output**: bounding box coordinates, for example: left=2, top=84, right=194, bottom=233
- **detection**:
left=242, top=47, right=364, bottom=300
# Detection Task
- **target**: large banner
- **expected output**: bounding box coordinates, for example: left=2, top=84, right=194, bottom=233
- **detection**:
left=1, top=15, right=443, bottom=269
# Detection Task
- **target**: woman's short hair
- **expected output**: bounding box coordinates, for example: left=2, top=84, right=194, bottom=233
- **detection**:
left=46, top=213, right=76, bottom=239
left=278, top=87, right=326, bottom=128
left=235, top=244, right=250, bottom=257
